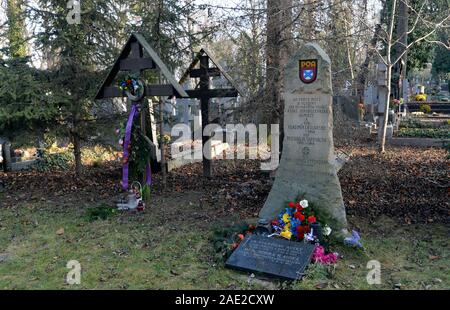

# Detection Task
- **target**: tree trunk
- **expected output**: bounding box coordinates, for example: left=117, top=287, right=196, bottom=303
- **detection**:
left=394, top=0, right=408, bottom=100
left=379, top=65, right=392, bottom=153
left=356, top=24, right=382, bottom=100
left=159, top=100, right=166, bottom=188
left=265, top=0, right=281, bottom=125
left=72, top=131, right=82, bottom=177
left=265, top=0, right=292, bottom=149
left=155, top=0, right=166, bottom=189
left=379, top=0, right=397, bottom=153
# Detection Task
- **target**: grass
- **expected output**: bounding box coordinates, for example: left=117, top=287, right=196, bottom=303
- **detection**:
left=0, top=201, right=448, bottom=290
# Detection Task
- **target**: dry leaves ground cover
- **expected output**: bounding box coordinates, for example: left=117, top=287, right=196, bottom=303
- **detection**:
left=0, top=143, right=448, bottom=289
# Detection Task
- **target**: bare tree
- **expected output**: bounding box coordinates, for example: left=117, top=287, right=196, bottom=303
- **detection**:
left=374, top=0, right=450, bottom=153
left=265, top=0, right=293, bottom=132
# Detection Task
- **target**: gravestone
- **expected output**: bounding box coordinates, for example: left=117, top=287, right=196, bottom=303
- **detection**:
left=225, top=235, right=315, bottom=280
left=0, top=139, right=11, bottom=172
left=0, top=139, right=3, bottom=165
left=259, top=43, right=348, bottom=234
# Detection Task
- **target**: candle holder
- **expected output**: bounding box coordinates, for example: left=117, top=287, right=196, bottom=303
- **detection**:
left=255, top=218, right=272, bottom=236
left=311, top=222, right=323, bottom=242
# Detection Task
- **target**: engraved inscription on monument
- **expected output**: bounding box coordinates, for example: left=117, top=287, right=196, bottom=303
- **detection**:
left=225, top=235, right=315, bottom=280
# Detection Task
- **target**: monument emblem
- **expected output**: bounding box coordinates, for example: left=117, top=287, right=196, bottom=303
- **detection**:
left=302, top=146, right=310, bottom=156
left=299, top=59, right=317, bottom=83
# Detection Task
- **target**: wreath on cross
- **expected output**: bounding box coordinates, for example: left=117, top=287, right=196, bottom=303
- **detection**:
left=118, top=75, right=145, bottom=101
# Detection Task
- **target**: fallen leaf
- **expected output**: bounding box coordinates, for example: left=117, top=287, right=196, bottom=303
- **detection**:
left=315, top=282, right=328, bottom=289
left=56, top=228, right=65, bottom=235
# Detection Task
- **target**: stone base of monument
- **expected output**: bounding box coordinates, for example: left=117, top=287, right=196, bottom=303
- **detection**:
left=10, top=159, right=38, bottom=171
left=225, top=235, right=315, bottom=280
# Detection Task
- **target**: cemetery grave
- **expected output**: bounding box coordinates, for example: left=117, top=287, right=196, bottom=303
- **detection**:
left=225, top=44, right=349, bottom=280
left=0, top=143, right=448, bottom=289
left=388, top=115, right=450, bottom=147
left=0, top=0, right=449, bottom=293
left=1, top=40, right=448, bottom=289
left=362, top=70, right=450, bottom=148
left=397, top=118, right=450, bottom=139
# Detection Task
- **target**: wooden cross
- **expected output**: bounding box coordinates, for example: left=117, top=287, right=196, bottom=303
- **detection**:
left=94, top=33, right=188, bottom=182
left=179, top=48, right=242, bottom=177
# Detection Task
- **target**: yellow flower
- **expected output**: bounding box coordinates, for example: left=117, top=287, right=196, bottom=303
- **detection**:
left=282, top=213, right=291, bottom=223
left=280, top=230, right=292, bottom=239
left=284, top=223, right=291, bottom=231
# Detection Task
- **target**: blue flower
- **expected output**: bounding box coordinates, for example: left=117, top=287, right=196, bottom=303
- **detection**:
left=285, top=208, right=293, bottom=216
left=344, top=230, right=363, bottom=248
left=290, top=218, right=301, bottom=233
left=273, top=225, right=282, bottom=232
left=291, top=218, right=300, bottom=227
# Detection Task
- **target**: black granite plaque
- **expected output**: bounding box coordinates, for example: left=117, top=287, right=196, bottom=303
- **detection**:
left=225, top=235, right=315, bottom=280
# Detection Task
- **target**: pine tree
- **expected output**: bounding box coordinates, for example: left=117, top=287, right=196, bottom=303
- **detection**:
left=6, top=0, right=27, bottom=58
left=31, top=0, right=121, bottom=176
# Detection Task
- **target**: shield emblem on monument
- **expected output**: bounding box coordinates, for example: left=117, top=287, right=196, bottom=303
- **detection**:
left=299, top=59, right=317, bottom=84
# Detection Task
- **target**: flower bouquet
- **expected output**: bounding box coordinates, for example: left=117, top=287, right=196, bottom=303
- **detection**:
left=270, top=199, right=331, bottom=242
left=270, top=199, right=338, bottom=265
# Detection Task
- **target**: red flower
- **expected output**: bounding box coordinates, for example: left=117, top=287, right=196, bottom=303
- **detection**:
left=237, top=234, right=245, bottom=240
left=296, top=226, right=305, bottom=239
left=308, top=216, right=316, bottom=223
left=288, top=202, right=296, bottom=208
left=304, top=225, right=311, bottom=233
left=126, top=79, right=132, bottom=85
left=271, top=220, right=279, bottom=226
left=294, top=212, right=305, bottom=221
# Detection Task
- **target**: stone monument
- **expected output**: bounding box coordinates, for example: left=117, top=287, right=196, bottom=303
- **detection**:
left=259, top=43, right=347, bottom=234
left=0, top=138, right=11, bottom=172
